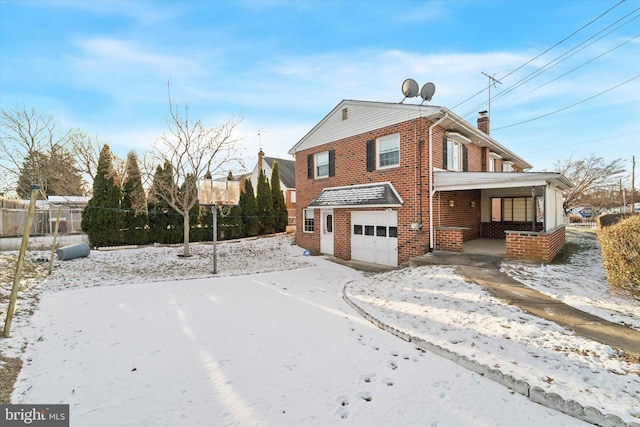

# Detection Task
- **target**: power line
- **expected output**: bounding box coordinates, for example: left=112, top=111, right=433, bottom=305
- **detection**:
left=494, top=32, right=639, bottom=111
left=451, top=0, right=629, bottom=114
left=492, top=74, right=640, bottom=131
left=461, top=8, right=640, bottom=118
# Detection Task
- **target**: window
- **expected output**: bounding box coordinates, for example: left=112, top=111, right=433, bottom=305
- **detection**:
left=315, top=152, right=329, bottom=178
left=377, top=133, right=400, bottom=169
left=325, top=214, right=333, bottom=233
left=303, top=209, right=314, bottom=232
left=492, top=197, right=541, bottom=222
left=388, top=226, right=398, bottom=237
left=502, top=161, right=514, bottom=172
left=447, top=139, right=462, bottom=171
left=489, top=152, right=501, bottom=172
left=353, top=224, right=363, bottom=235
left=376, top=226, right=387, bottom=237
left=308, top=150, right=335, bottom=179
left=364, top=225, right=375, bottom=236
left=290, top=191, right=296, bottom=203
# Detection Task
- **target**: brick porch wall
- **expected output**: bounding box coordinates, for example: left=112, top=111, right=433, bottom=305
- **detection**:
left=435, top=227, right=467, bottom=252
left=481, top=222, right=543, bottom=239
left=505, top=226, right=566, bottom=263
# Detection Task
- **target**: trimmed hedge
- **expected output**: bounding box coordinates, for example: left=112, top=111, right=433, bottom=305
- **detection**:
left=598, top=214, right=640, bottom=299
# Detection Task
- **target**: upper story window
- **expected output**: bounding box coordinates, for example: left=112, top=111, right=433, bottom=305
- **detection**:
left=307, top=149, right=335, bottom=179
left=443, top=132, right=469, bottom=172
left=315, top=151, right=329, bottom=178
left=377, top=133, right=400, bottom=169
left=447, top=139, right=463, bottom=171
left=489, top=152, right=501, bottom=172
left=502, top=161, right=514, bottom=172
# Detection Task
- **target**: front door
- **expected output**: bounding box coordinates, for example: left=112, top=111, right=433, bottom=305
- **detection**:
left=320, top=209, right=334, bottom=255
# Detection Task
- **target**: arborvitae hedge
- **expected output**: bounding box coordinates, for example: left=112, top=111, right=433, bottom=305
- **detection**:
left=271, top=161, right=288, bottom=232
left=598, top=214, right=640, bottom=299
left=256, top=171, right=274, bottom=234
left=81, top=144, right=123, bottom=247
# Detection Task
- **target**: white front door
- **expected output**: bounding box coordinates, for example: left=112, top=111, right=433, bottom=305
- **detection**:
left=320, top=209, right=334, bottom=255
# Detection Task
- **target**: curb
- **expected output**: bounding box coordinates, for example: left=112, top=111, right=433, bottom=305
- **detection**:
left=342, top=283, right=639, bottom=427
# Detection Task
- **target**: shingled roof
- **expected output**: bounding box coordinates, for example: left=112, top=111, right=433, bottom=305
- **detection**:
left=308, top=182, right=403, bottom=209
left=264, top=157, right=295, bottom=189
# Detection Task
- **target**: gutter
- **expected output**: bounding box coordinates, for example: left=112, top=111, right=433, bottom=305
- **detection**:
left=428, top=110, right=448, bottom=252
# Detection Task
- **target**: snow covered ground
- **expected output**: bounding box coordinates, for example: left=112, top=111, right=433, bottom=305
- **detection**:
left=0, top=232, right=638, bottom=426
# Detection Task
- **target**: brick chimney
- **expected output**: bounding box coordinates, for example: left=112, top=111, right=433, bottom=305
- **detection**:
left=257, top=149, right=265, bottom=173
left=477, top=110, right=490, bottom=135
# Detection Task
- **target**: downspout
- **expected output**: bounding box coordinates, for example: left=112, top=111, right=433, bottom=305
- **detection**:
left=428, top=110, right=448, bottom=252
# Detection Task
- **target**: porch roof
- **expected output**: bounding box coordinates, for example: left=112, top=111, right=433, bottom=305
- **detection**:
left=308, top=181, right=403, bottom=209
left=434, top=172, right=573, bottom=192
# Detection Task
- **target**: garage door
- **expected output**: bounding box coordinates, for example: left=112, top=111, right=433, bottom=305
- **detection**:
left=351, top=211, right=398, bottom=266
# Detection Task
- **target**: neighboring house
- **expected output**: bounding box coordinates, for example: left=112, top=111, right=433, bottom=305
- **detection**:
left=247, top=150, right=297, bottom=226
left=288, top=100, right=572, bottom=266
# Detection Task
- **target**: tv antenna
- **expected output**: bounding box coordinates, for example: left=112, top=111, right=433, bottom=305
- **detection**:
left=257, top=130, right=268, bottom=151
left=481, top=72, right=502, bottom=118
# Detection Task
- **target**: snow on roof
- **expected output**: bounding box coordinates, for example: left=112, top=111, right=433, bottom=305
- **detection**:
left=308, top=181, right=403, bottom=208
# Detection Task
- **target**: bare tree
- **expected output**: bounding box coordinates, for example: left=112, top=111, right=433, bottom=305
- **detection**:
left=69, top=130, right=103, bottom=184
left=145, top=85, right=245, bottom=256
left=553, top=154, right=626, bottom=213
left=1, top=107, right=71, bottom=197
left=0, top=107, right=101, bottom=197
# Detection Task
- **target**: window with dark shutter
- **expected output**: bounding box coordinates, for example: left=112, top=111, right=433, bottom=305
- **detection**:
left=307, top=154, right=313, bottom=179
left=463, top=146, right=468, bottom=172
left=366, top=140, right=375, bottom=172
left=442, top=136, right=448, bottom=169
left=328, top=149, right=335, bottom=177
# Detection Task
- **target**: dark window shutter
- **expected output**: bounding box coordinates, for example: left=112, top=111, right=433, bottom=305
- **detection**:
left=366, top=139, right=375, bottom=172
left=328, top=149, right=335, bottom=177
left=463, top=146, right=468, bottom=171
left=307, top=154, right=313, bottom=179
left=442, top=136, right=448, bottom=169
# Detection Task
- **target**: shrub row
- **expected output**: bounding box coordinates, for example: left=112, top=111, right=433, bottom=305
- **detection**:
left=598, top=214, right=640, bottom=299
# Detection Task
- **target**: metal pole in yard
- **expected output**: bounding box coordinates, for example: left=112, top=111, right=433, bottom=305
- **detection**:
left=213, top=205, right=218, bottom=274
left=48, top=204, right=62, bottom=275
left=3, top=184, right=39, bottom=338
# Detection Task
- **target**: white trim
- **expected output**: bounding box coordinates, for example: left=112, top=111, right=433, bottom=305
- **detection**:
left=445, top=131, right=471, bottom=145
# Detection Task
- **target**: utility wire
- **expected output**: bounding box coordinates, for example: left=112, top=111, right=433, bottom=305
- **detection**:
left=450, top=0, right=628, bottom=113
left=492, top=32, right=639, bottom=111
left=492, top=74, right=640, bottom=131
left=461, top=8, right=640, bottom=118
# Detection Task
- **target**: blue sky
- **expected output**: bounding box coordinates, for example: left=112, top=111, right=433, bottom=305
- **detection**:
left=1, top=0, right=638, bottom=176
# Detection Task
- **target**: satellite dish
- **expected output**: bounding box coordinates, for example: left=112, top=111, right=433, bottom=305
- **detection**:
left=420, top=82, right=436, bottom=103
left=401, top=78, right=419, bottom=102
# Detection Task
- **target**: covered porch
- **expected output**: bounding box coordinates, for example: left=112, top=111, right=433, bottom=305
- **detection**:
left=432, top=172, right=573, bottom=263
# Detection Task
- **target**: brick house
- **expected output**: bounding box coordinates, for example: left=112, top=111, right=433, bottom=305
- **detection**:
left=288, top=100, right=572, bottom=266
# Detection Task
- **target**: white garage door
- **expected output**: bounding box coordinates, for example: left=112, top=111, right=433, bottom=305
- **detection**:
left=351, top=211, right=398, bottom=266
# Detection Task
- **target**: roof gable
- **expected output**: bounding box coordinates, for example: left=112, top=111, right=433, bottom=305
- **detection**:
left=264, top=157, right=296, bottom=189
left=288, top=99, right=532, bottom=170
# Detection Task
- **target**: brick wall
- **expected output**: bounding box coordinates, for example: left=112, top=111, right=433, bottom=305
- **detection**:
left=294, top=117, right=487, bottom=264
left=435, top=227, right=465, bottom=252
left=505, top=226, right=566, bottom=263
left=433, top=190, right=481, bottom=241
left=481, top=222, right=543, bottom=239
